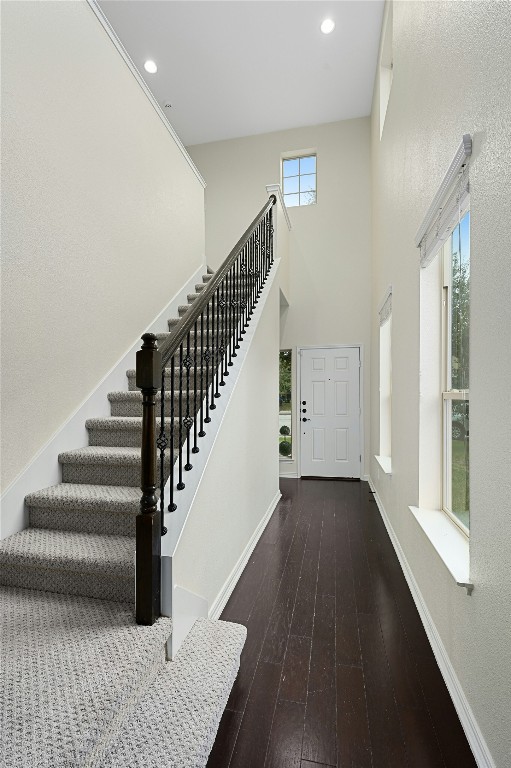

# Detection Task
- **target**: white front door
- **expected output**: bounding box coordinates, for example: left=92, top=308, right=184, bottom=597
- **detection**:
left=300, top=347, right=361, bottom=478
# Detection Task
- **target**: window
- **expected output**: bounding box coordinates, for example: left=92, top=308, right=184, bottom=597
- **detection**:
left=377, top=288, right=392, bottom=473
left=282, top=155, right=316, bottom=208
left=279, top=350, right=292, bottom=458
left=442, top=211, right=470, bottom=533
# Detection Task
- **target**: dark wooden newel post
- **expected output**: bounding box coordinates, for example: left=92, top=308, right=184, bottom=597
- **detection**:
left=136, top=333, right=162, bottom=625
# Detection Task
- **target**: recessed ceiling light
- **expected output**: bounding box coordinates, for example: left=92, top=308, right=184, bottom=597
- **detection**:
left=144, top=60, right=158, bottom=74
left=320, top=19, right=335, bottom=35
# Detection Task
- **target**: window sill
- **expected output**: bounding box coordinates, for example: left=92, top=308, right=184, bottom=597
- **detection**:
left=409, top=506, right=472, bottom=594
left=375, top=455, right=392, bottom=474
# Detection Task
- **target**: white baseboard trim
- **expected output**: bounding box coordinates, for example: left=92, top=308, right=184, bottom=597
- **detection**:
left=368, top=478, right=495, bottom=768
left=0, top=264, right=206, bottom=540
left=209, top=489, right=281, bottom=621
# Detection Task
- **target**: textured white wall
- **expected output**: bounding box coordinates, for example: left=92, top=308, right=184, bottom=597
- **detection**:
left=1, top=1, right=205, bottom=491
left=370, top=2, right=511, bottom=765
left=189, top=119, right=372, bottom=473
left=172, top=270, right=280, bottom=606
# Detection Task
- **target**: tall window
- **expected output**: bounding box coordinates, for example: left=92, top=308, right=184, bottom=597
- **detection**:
left=442, top=211, right=470, bottom=532
left=279, top=350, right=292, bottom=458
left=282, top=155, right=316, bottom=208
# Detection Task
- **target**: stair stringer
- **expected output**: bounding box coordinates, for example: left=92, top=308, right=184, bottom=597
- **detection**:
left=0, top=264, right=206, bottom=541
left=161, top=259, right=282, bottom=657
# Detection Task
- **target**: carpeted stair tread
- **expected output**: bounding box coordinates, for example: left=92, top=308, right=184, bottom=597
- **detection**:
left=105, top=618, right=247, bottom=767
left=0, top=586, right=172, bottom=768
left=86, top=416, right=175, bottom=430
left=60, top=446, right=146, bottom=465
left=25, top=483, right=141, bottom=512
left=59, top=446, right=175, bottom=487
left=25, top=483, right=141, bottom=536
left=0, top=528, right=134, bottom=577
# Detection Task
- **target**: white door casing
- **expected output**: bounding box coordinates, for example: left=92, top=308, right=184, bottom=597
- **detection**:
left=299, top=347, right=361, bottom=478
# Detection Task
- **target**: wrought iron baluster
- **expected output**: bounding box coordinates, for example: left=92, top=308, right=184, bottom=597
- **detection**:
left=231, top=262, right=238, bottom=358
left=219, top=283, right=227, bottom=385
left=192, top=320, right=199, bottom=453
left=241, top=245, right=247, bottom=334
left=168, top=356, right=176, bottom=511
left=205, top=298, right=212, bottom=420
left=211, top=291, right=218, bottom=407
left=199, top=311, right=206, bottom=436
left=177, top=343, right=185, bottom=490
left=214, top=288, right=221, bottom=398
left=184, top=332, right=193, bottom=470
left=157, top=369, right=168, bottom=535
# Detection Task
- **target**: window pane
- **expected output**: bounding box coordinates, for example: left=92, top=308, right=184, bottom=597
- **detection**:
left=299, top=155, right=316, bottom=174
left=283, top=158, right=299, bottom=177
left=284, top=193, right=299, bottom=207
left=451, top=400, right=470, bottom=529
left=451, top=211, right=470, bottom=389
left=300, top=173, right=316, bottom=193
left=283, top=176, right=299, bottom=195
left=279, top=350, right=292, bottom=459
left=300, top=191, right=316, bottom=206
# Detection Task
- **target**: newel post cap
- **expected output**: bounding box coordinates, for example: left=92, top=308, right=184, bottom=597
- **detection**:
left=136, top=333, right=161, bottom=390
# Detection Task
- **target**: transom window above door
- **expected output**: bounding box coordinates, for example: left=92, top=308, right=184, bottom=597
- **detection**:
left=282, top=155, right=316, bottom=207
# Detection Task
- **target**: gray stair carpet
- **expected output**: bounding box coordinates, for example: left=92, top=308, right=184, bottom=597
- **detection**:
left=0, top=267, right=245, bottom=767
left=105, top=618, right=247, bottom=768
left=0, top=586, right=172, bottom=768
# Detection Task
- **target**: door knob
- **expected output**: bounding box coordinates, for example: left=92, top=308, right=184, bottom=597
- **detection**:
left=302, top=417, right=310, bottom=422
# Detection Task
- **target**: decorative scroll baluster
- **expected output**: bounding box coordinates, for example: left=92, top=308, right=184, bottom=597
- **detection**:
left=184, top=332, right=193, bottom=471
left=135, top=333, right=161, bottom=625
left=168, top=356, right=176, bottom=511
left=205, top=300, right=212, bottom=421
left=214, top=288, right=222, bottom=397
left=177, top=344, right=185, bottom=490
left=220, top=283, right=227, bottom=384
left=157, top=369, right=168, bottom=536
left=192, top=321, right=199, bottom=454
left=199, top=312, right=206, bottom=436
left=210, top=292, right=218, bottom=408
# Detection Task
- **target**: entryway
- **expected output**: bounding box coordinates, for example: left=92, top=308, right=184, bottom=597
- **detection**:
left=299, top=346, right=361, bottom=478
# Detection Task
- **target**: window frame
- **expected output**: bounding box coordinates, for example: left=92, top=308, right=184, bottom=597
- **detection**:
left=281, top=152, right=317, bottom=208
left=441, top=206, right=470, bottom=537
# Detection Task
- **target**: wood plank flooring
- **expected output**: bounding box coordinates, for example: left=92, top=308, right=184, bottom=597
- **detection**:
left=207, top=478, right=477, bottom=768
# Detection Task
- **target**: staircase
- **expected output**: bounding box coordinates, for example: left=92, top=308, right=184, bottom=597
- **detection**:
left=0, top=265, right=247, bottom=767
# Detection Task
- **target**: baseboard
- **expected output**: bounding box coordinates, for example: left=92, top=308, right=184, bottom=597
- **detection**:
left=209, top=489, right=281, bottom=621
left=368, top=478, right=495, bottom=768
left=0, top=264, right=206, bottom=540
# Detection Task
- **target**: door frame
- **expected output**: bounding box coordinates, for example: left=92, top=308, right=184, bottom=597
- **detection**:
left=296, top=344, right=365, bottom=480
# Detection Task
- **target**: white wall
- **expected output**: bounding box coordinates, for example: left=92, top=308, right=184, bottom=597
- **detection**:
left=189, top=119, right=372, bottom=475
left=172, top=267, right=281, bottom=607
left=1, top=1, right=205, bottom=491
left=370, top=2, right=511, bottom=765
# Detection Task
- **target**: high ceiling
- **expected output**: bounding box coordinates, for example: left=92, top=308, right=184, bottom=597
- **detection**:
left=98, top=0, right=384, bottom=147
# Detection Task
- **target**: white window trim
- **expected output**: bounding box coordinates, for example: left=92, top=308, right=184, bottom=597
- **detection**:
left=409, top=506, right=472, bottom=594
left=416, top=139, right=472, bottom=588
left=281, top=150, right=317, bottom=208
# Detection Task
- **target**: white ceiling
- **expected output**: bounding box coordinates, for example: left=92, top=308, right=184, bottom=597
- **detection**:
left=98, top=0, right=384, bottom=147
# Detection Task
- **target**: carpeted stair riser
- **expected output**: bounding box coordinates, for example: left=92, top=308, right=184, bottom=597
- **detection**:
left=25, top=484, right=141, bottom=537
left=104, top=618, right=247, bottom=768
left=0, top=563, right=133, bottom=603
left=0, top=529, right=135, bottom=602
left=29, top=504, right=136, bottom=536
left=86, top=418, right=181, bottom=449
left=0, top=587, right=172, bottom=768
left=60, top=449, right=173, bottom=487
left=109, top=391, right=207, bottom=417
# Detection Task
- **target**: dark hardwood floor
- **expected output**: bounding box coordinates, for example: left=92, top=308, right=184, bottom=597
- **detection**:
left=206, top=478, right=477, bottom=768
